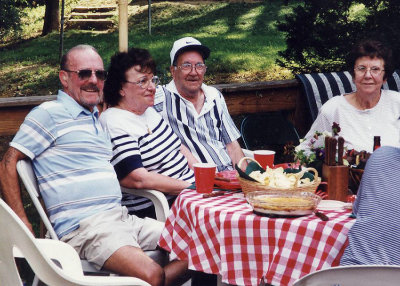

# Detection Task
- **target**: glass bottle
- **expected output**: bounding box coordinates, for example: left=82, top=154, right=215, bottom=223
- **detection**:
left=373, top=136, right=381, bottom=151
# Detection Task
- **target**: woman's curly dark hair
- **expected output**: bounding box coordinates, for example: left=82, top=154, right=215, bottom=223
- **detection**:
left=104, top=47, right=156, bottom=106
left=347, top=39, right=393, bottom=80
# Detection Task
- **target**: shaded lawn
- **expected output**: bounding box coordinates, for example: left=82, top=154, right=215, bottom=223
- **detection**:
left=0, top=0, right=300, bottom=98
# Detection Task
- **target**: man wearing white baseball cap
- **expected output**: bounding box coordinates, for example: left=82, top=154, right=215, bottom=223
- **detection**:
left=154, top=37, right=244, bottom=172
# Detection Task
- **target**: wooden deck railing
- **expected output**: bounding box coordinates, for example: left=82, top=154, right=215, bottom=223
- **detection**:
left=0, top=79, right=312, bottom=137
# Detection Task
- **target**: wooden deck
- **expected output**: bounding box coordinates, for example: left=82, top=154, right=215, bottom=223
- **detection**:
left=0, top=79, right=312, bottom=137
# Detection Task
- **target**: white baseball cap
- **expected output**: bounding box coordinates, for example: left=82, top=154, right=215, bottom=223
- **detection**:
left=170, top=37, right=211, bottom=65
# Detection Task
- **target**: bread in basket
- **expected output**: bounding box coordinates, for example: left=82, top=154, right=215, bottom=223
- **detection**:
left=237, top=157, right=321, bottom=196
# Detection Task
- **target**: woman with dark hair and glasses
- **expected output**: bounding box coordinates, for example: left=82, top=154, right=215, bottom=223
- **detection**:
left=298, top=39, right=400, bottom=153
left=100, top=47, right=197, bottom=218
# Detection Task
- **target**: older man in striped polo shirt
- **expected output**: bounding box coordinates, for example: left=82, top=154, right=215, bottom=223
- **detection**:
left=154, top=37, right=245, bottom=172
left=0, top=44, right=190, bottom=286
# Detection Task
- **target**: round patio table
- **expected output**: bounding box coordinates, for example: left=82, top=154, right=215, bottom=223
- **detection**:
left=158, top=189, right=355, bottom=286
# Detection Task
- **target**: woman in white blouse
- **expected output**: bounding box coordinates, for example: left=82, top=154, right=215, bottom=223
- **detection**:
left=299, top=40, right=400, bottom=153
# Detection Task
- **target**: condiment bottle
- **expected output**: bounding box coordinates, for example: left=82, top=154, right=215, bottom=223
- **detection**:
left=373, top=136, right=381, bottom=151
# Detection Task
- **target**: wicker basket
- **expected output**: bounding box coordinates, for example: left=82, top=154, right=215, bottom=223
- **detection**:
left=237, top=157, right=321, bottom=196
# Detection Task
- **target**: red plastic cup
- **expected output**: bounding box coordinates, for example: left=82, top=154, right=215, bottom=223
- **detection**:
left=193, top=163, right=217, bottom=193
left=254, top=150, right=275, bottom=170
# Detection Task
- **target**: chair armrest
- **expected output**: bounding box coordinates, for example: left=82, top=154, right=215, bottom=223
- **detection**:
left=17, top=159, right=59, bottom=240
left=16, top=240, right=151, bottom=286
left=35, top=241, right=151, bottom=285
left=120, top=187, right=170, bottom=222
left=35, top=239, right=84, bottom=277
left=36, top=240, right=118, bottom=277
left=242, top=148, right=254, bottom=158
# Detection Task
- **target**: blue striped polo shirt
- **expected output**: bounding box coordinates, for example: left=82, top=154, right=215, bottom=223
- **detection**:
left=154, top=82, right=241, bottom=172
left=11, top=91, right=122, bottom=238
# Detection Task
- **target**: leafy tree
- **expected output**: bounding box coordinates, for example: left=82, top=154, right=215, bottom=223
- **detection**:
left=277, top=0, right=400, bottom=74
left=1, top=0, right=48, bottom=41
left=0, top=0, right=24, bottom=41
left=15, top=0, right=46, bottom=7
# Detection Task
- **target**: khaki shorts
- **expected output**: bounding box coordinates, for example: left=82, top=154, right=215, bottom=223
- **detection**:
left=60, top=206, right=163, bottom=269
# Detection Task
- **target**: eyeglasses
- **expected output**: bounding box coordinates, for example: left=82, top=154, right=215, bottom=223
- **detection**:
left=64, top=69, right=107, bottom=81
left=175, top=63, right=207, bottom=72
left=354, top=65, right=385, bottom=76
left=125, top=75, right=160, bottom=89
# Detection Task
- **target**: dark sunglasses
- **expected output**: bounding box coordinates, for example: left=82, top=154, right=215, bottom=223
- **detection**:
left=64, top=69, right=107, bottom=81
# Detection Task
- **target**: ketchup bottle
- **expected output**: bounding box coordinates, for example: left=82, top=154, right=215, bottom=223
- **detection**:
left=373, top=136, right=381, bottom=151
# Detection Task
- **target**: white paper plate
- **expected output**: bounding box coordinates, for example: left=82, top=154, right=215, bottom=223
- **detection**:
left=317, top=200, right=347, bottom=210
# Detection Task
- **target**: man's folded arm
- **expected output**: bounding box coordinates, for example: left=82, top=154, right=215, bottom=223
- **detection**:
left=0, top=146, right=33, bottom=234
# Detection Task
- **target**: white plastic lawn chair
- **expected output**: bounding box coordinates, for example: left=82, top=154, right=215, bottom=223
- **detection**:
left=16, top=159, right=170, bottom=285
left=120, top=186, right=169, bottom=222
left=293, top=265, right=400, bottom=286
left=0, top=198, right=151, bottom=286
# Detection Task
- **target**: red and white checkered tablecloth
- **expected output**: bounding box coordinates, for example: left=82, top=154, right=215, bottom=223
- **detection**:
left=158, top=189, right=355, bottom=286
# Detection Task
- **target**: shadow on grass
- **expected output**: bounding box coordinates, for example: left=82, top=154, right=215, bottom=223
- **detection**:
left=0, top=0, right=302, bottom=97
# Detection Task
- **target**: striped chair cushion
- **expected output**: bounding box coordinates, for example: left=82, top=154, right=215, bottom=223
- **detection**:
left=296, top=70, right=400, bottom=121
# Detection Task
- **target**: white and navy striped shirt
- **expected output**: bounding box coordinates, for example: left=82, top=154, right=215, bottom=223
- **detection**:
left=11, top=91, right=122, bottom=238
left=340, top=146, right=400, bottom=265
left=100, top=107, right=194, bottom=215
left=154, top=81, right=241, bottom=172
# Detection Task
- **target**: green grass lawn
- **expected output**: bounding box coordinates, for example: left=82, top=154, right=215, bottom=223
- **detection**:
left=0, top=0, right=301, bottom=98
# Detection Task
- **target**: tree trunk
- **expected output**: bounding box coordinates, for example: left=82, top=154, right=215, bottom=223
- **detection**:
left=42, top=0, right=60, bottom=36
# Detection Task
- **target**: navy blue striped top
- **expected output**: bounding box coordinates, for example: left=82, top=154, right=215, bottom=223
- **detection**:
left=100, top=107, right=194, bottom=215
